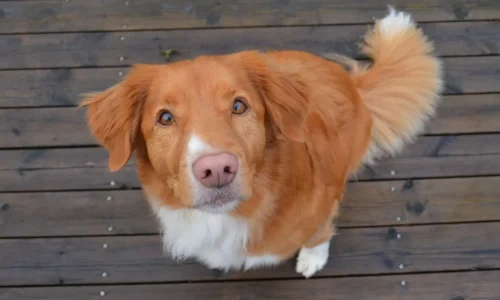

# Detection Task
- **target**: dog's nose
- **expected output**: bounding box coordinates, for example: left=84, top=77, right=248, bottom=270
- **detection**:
left=192, top=152, right=239, bottom=188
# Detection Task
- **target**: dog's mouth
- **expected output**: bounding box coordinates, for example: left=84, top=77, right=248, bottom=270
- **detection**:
left=192, top=187, right=246, bottom=214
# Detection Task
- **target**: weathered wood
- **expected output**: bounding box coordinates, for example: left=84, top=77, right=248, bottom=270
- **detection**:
left=0, top=166, right=138, bottom=192
left=1, top=0, right=499, bottom=34
left=1, top=177, right=500, bottom=237
left=0, top=68, right=126, bottom=108
left=1, top=152, right=496, bottom=191
left=1, top=134, right=500, bottom=191
left=342, top=177, right=500, bottom=226
left=2, top=134, right=497, bottom=170
left=1, top=58, right=499, bottom=108
left=0, top=190, right=155, bottom=237
left=0, top=22, right=498, bottom=69
left=0, top=106, right=92, bottom=147
left=2, top=94, right=500, bottom=148
left=0, top=222, right=499, bottom=285
left=400, top=134, right=500, bottom=157
left=430, top=94, right=500, bottom=134
left=2, top=270, right=499, bottom=300
left=357, top=154, right=500, bottom=180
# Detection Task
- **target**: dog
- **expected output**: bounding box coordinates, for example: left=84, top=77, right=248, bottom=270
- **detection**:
left=81, top=8, right=442, bottom=278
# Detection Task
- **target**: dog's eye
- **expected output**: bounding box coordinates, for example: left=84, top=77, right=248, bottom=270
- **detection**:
left=158, top=110, right=175, bottom=126
left=232, top=98, right=248, bottom=115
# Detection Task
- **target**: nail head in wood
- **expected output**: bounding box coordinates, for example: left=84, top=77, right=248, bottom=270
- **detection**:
left=390, top=170, right=396, bottom=176
left=122, top=24, right=128, bottom=28
left=119, top=56, right=125, bottom=61
left=118, top=71, right=124, bottom=76
left=125, top=1, right=129, bottom=5
left=106, top=196, right=112, bottom=201
left=397, top=233, right=402, bottom=239
left=396, top=216, right=402, bottom=222
left=108, top=226, right=113, bottom=232
left=100, top=291, right=106, bottom=296
left=391, top=187, right=396, bottom=192
left=120, top=36, right=125, bottom=41
left=102, top=272, right=108, bottom=278
left=401, top=280, right=407, bottom=286
left=103, top=243, right=108, bottom=248
left=399, top=264, right=404, bottom=269
left=110, top=181, right=116, bottom=186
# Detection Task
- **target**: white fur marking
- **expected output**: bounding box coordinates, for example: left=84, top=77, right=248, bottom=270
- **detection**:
left=295, top=241, right=330, bottom=278
left=244, top=254, right=283, bottom=270
left=379, top=6, right=415, bottom=38
left=153, top=202, right=250, bottom=271
left=187, top=134, right=214, bottom=163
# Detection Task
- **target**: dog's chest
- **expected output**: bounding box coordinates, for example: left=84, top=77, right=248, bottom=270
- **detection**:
left=154, top=206, right=250, bottom=269
left=153, top=205, right=283, bottom=270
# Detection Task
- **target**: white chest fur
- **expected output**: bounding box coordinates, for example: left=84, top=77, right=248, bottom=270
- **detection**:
left=153, top=204, right=282, bottom=271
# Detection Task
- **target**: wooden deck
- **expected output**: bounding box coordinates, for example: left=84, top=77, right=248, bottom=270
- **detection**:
left=1, top=1, right=500, bottom=299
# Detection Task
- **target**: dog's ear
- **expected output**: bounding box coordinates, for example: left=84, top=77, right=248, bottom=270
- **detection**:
left=233, top=51, right=308, bottom=143
left=80, top=64, right=159, bottom=171
left=235, top=51, right=371, bottom=187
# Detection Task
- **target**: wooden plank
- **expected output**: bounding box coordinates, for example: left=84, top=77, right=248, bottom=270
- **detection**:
left=3, top=134, right=498, bottom=170
left=0, top=22, right=498, bottom=69
left=0, top=67, right=126, bottom=108
left=1, top=270, right=499, bottom=300
left=2, top=153, right=498, bottom=192
left=1, top=0, right=499, bottom=34
left=0, top=190, right=156, bottom=237
left=0, top=106, right=92, bottom=147
left=1, top=134, right=500, bottom=191
left=1, top=177, right=500, bottom=237
left=0, top=165, right=138, bottom=192
left=0, top=222, right=499, bottom=285
left=400, top=134, right=500, bottom=157
left=429, top=94, right=500, bottom=134
left=1, top=57, right=499, bottom=108
left=1, top=93, right=500, bottom=148
left=341, top=177, right=500, bottom=227
left=357, top=154, right=500, bottom=180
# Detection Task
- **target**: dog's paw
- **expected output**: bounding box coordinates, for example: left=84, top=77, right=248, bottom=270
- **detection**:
left=295, top=242, right=330, bottom=278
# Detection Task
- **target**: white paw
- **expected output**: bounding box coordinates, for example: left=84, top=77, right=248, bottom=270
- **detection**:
left=295, top=241, right=330, bottom=278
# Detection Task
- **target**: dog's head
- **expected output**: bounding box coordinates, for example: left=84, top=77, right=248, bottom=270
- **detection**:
left=81, top=51, right=368, bottom=214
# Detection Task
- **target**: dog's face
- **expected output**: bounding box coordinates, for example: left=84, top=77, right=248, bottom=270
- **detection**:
left=82, top=51, right=361, bottom=214
left=138, top=56, right=269, bottom=213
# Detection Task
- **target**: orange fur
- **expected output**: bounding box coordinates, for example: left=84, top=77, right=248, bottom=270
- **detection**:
left=81, top=9, right=442, bottom=274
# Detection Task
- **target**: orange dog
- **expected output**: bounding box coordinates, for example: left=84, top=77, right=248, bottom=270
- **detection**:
left=82, top=8, right=442, bottom=278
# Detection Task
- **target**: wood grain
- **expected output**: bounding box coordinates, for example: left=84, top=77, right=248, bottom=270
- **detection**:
left=2, top=94, right=500, bottom=148
left=430, top=94, right=500, bottom=134
left=1, top=177, right=500, bottom=237
left=2, top=271, right=499, bottom=300
left=3, top=134, right=498, bottom=170
left=0, top=190, right=155, bottom=237
left=357, top=154, right=500, bottom=180
left=1, top=0, right=499, bottom=33
left=341, top=177, right=500, bottom=226
left=1, top=134, right=499, bottom=191
left=0, top=165, right=138, bottom=192
left=1, top=58, right=499, bottom=108
left=0, top=68, right=126, bottom=108
left=0, top=22, right=498, bottom=69
left=1, top=222, right=499, bottom=286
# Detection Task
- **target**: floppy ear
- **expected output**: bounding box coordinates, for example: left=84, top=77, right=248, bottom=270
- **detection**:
left=80, top=64, right=158, bottom=171
left=236, top=51, right=371, bottom=187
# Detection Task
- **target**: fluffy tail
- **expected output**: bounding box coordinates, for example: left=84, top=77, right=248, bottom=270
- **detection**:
left=329, top=8, right=444, bottom=164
